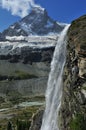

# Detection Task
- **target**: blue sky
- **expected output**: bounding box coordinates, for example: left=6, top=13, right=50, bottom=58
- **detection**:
left=0, top=0, right=86, bottom=32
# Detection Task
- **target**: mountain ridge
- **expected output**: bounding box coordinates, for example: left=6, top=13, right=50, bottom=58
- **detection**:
left=0, top=6, right=66, bottom=56
left=0, top=6, right=65, bottom=38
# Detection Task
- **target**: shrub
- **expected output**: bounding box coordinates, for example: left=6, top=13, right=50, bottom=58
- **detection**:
left=70, top=113, right=86, bottom=130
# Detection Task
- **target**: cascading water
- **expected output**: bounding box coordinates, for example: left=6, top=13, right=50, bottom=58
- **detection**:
left=41, top=25, right=70, bottom=130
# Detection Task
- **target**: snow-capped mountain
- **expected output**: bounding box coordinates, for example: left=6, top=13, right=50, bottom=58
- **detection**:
left=0, top=6, right=66, bottom=56
left=1, top=6, right=64, bottom=37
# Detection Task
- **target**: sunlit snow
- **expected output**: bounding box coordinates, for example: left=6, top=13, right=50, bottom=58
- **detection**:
left=0, top=35, right=58, bottom=54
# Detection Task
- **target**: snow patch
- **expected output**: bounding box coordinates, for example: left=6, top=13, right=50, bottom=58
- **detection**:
left=6, top=36, right=25, bottom=41
left=45, top=20, right=53, bottom=28
left=0, top=35, right=57, bottom=54
left=10, top=25, right=15, bottom=29
left=20, top=22, right=33, bottom=34
left=16, top=29, right=21, bottom=32
left=56, top=22, right=67, bottom=27
left=32, top=6, right=45, bottom=14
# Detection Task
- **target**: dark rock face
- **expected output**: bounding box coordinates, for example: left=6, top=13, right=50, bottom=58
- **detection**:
left=0, top=46, right=54, bottom=64
left=59, top=15, right=86, bottom=130
left=30, top=109, right=44, bottom=130
left=68, top=15, right=86, bottom=77
left=68, top=15, right=86, bottom=57
left=20, top=46, right=54, bottom=63
left=2, top=23, right=28, bottom=37
left=1, top=7, right=64, bottom=37
left=0, top=33, right=5, bottom=41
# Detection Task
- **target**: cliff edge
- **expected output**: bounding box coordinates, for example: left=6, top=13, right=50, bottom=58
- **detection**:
left=59, top=15, right=86, bottom=130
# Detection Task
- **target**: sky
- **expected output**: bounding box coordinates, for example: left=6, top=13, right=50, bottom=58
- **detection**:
left=0, top=0, right=86, bottom=32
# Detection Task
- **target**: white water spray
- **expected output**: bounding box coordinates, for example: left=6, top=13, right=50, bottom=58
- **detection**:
left=41, top=25, right=70, bottom=130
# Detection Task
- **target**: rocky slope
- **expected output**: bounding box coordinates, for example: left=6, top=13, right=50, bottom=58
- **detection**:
left=0, top=38, right=55, bottom=99
left=59, top=15, right=86, bottom=130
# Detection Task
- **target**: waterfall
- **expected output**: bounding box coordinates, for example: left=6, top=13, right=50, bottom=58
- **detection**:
left=41, top=25, right=70, bottom=130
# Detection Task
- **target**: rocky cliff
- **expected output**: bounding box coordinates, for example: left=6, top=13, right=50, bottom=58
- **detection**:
left=59, top=15, right=86, bottom=130
left=29, top=15, right=86, bottom=130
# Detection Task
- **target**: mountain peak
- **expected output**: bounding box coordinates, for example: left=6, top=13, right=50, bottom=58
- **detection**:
left=32, top=6, right=45, bottom=13
left=1, top=7, right=65, bottom=37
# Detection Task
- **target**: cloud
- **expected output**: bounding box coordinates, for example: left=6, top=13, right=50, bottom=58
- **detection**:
left=0, top=0, right=39, bottom=18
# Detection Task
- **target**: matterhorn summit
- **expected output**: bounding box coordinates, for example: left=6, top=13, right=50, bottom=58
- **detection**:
left=1, top=6, right=65, bottom=37
left=0, top=6, right=66, bottom=55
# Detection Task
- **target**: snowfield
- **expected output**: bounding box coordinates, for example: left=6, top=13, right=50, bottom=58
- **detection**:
left=0, top=35, right=58, bottom=54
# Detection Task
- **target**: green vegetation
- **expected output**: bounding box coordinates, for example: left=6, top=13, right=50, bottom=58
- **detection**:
left=71, top=15, right=86, bottom=30
left=0, top=93, right=44, bottom=130
left=0, top=70, right=38, bottom=81
left=7, top=91, right=22, bottom=104
left=82, top=83, right=86, bottom=90
left=83, top=86, right=86, bottom=90
left=28, top=95, right=45, bottom=102
left=14, top=70, right=38, bottom=79
left=0, top=94, right=45, bottom=109
left=12, top=106, right=40, bottom=130
left=7, top=93, right=45, bottom=105
left=68, top=15, right=86, bottom=48
left=0, top=119, right=8, bottom=130
left=7, top=121, right=12, bottom=130
left=0, top=97, right=5, bottom=104
left=70, top=113, right=86, bottom=130
left=0, top=106, right=40, bottom=130
left=16, top=119, right=31, bottom=130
